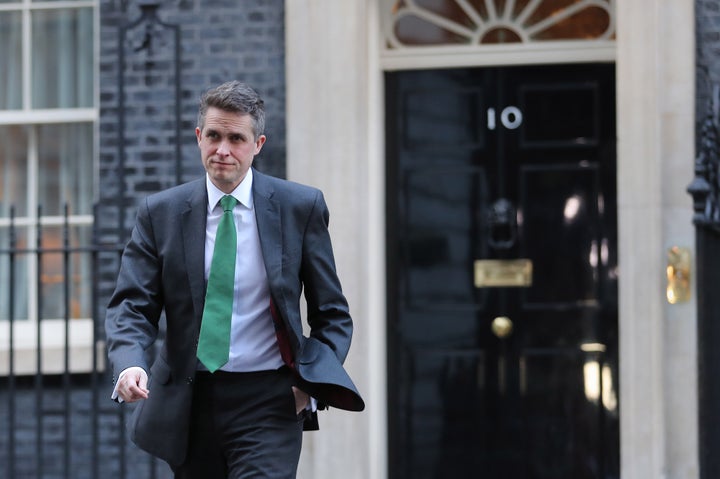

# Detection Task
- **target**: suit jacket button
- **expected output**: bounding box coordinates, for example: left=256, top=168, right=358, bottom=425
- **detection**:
left=186, top=377, right=193, bottom=385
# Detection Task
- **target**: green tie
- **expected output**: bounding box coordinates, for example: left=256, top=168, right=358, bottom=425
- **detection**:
left=197, top=195, right=239, bottom=372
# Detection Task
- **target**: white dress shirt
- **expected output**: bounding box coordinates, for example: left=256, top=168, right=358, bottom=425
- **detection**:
left=203, top=169, right=284, bottom=372
left=111, top=170, right=285, bottom=401
left=206, top=170, right=315, bottom=412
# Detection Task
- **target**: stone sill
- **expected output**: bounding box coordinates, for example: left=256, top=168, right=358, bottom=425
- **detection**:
left=0, top=319, right=106, bottom=375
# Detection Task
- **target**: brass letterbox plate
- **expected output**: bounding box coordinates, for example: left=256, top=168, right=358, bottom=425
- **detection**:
left=474, top=259, right=533, bottom=288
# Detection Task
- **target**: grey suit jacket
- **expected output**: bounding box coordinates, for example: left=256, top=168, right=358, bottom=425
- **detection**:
left=105, top=169, right=364, bottom=466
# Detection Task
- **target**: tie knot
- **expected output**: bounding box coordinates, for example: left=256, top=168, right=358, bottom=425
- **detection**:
left=219, top=195, right=238, bottom=213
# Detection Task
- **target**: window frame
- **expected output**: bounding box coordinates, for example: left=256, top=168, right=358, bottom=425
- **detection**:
left=0, top=0, right=100, bottom=375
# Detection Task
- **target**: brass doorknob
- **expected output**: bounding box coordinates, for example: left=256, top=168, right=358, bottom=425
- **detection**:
left=491, top=316, right=513, bottom=338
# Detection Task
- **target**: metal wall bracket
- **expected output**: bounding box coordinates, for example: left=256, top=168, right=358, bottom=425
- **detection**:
left=688, top=84, right=720, bottom=233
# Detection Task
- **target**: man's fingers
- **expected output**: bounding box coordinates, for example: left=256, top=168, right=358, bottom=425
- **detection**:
left=127, top=384, right=149, bottom=401
left=120, top=383, right=149, bottom=402
left=136, top=369, right=149, bottom=390
left=292, top=386, right=310, bottom=414
left=119, top=368, right=149, bottom=402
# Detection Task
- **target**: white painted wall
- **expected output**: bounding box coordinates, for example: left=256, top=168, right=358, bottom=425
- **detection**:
left=285, top=1, right=385, bottom=478
left=616, top=1, right=697, bottom=478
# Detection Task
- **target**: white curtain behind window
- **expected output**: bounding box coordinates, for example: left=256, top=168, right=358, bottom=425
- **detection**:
left=0, top=12, right=22, bottom=109
left=0, top=228, right=30, bottom=321
left=0, top=7, right=93, bottom=110
left=38, top=123, right=94, bottom=216
left=0, top=125, right=30, bottom=320
left=0, top=125, right=28, bottom=217
left=31, top=8, right=94, bottom=109
left=0, top=5, right=95, bottom=322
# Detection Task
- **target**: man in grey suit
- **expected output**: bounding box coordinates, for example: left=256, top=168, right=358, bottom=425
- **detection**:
left=105, top=81, right=363, bottom=478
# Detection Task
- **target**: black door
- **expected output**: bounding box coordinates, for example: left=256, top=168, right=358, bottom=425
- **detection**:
left=386, top=64, right=618, bottom=479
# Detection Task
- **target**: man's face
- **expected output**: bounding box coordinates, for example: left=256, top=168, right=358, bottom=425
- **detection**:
left=196, top=107, right=266, bottom=193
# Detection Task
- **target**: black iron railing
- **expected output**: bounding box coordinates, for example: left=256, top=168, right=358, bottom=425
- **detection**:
left=0, top=204, right=171, bottom=478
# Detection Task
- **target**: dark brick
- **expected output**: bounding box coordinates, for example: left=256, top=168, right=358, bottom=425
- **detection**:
left=1, top=4, right=283, bottom=475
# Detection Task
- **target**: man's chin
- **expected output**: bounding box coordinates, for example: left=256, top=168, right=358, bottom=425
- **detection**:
left=209, top=173, right=244, bottom=192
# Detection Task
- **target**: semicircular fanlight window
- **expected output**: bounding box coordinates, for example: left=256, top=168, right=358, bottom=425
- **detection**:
left=387, top=0, right=615, bottom=48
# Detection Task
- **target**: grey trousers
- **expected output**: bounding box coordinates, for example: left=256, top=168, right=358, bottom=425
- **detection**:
left=172, top=368, right=304, bottom=479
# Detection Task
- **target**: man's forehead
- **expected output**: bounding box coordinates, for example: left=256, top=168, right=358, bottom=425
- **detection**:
left=203, top=109, right=253, bottom=131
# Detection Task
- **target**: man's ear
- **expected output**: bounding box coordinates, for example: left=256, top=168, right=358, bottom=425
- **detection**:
left=254, top=134, right=267, bottom=155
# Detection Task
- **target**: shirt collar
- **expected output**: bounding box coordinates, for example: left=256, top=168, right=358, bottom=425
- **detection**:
left=206, top=168, right=254, bottom=211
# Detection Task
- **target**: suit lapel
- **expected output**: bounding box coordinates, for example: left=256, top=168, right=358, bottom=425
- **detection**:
left=252, top=169, right=283, bottom=285
left=252, top=170, right=303, bottom=350
left=182, top=180, right=208, bottom=323
left=182, top=171, right=287, bottom=330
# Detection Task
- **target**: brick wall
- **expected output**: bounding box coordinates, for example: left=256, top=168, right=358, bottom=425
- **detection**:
left=0, top=375, right=173, bottom=478
left=95, top=0, right=287, bottom=343
left=98, top=0, right=286, bottom=240
left=95, top=1, right=287, bottom=475
left=0, top=1, right=285, bottom=477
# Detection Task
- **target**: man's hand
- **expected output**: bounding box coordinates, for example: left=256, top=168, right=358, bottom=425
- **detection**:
left=292, top=386, right=310, bottom=414
left=115, top=367, right=149, bottom=403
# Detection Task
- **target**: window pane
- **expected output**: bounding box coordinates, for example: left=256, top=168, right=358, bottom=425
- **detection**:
left=0, top=125, right=29, bottom=217
left=0, top=12, right=22, bottom=109
left=40, top=225, right=92, bottom=320
left=527, top=2, right=612, bottom=41
left=32, top=8, right=94, bottom=108
left=0, top=226, right=29, bottom=321
left=37, top=123, right=94, bottom=216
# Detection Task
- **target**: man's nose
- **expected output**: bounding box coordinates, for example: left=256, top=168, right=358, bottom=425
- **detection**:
left=216, top=140, right=230, bottom=156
